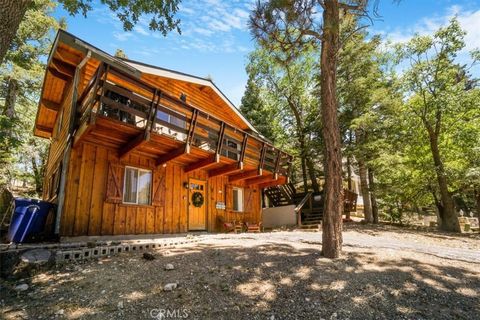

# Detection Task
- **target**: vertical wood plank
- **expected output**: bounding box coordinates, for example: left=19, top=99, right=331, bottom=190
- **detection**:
left=73, top=143, right=96, bottom=236
left=61, top=144, right=83, bottom=236
left=114, top=205, right=126, bottom=235
left=88, top=146, right=108, bottom=235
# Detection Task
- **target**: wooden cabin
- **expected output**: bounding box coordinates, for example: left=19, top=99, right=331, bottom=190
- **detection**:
left=34, top=30, right=292, bottom=237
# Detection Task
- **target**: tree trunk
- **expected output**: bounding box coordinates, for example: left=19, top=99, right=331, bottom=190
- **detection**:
left=0, top=0, right=31, bottom=65
left=31, top=156, right=42, bottom=195
left=358, top=159, right=372, bottom=222
left=299, top=141, right=309, bottom=193
left=3, top=77, right=18, bottom=118
left=320, top=0, right=343, bottom=259
left=474, top=187, right=480, bottom=220
left=346, top=130, right=353, bottom=190
left=427, top=129, right=459, bottom=232
left=346, top=155, right=352, bottom=191
left=306, top=157, right=320, bottom=193
left=368, top=168, right=379, bottom=223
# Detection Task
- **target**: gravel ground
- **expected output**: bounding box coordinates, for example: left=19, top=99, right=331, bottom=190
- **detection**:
left=1, top=223, right=479, bottom=320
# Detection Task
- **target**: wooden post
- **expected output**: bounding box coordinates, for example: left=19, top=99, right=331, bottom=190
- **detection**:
left=258, top=143, right=266, bottom=175
left=215, top=122, right=226, bottom=158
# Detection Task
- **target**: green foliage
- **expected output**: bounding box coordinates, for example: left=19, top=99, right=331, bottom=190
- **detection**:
left=59, top=0, right=181, bottom=36
left=0, top=0, right=60, bottom=194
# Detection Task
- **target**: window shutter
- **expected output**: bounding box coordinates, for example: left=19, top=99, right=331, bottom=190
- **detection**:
left=244, top=188, right=254, bottom=213
left=106, top=162, right=124, bottom=203
left=151, top=167, right=166, bottom=206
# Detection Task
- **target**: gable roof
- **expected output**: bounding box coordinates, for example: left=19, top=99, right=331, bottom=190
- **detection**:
left=119, top=58, right=256, bottom=133
left=35, top=30, right=257, bottom=136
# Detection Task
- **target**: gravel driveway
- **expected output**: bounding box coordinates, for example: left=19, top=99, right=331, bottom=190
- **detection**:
left=1, top=223, right=479, bottom=320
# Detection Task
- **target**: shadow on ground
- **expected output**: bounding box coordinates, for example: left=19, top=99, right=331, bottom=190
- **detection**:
left=1, top=240, right=479, bottom=319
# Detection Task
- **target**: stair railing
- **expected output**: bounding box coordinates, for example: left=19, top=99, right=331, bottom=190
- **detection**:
left=294, top=191, right=313, bottom=226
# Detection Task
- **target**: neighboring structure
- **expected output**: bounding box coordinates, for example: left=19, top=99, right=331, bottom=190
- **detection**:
left=34, top=31, right=292, bottom=237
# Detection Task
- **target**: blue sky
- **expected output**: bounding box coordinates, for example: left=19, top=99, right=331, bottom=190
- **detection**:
left=54, top=0, right=480, bottom=106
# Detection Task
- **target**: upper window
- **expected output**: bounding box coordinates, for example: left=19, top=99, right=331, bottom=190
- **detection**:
left=232, top=187, right=244, bottom=212
left=123, top=166, right=152, bottom=205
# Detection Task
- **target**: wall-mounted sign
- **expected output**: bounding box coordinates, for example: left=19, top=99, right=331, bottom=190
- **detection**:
left=216, top=202, right=226, bottom=210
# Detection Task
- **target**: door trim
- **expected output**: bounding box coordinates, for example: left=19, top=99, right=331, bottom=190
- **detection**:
left=187, top=178, right=207, bottom=231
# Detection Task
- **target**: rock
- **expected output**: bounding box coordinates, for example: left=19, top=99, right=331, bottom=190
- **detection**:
left=56, top=309, right=64, bottom=315
left=20, top=249, right=51, bottom=265
left=118, top=301, right=124, bottom=309
left=14, top=284, right=29, bottom=291
left=143, top=253, right=155, bottom=261
left=165, top=263, right=174, bottom=270
left=163, top=283, right=178, bottom=291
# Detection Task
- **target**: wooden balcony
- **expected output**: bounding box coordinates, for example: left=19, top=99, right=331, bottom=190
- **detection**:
left=74, top=62, right=292, bottom=186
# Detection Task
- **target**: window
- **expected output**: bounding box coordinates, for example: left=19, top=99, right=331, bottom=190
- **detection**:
left=232, top=187, right=244, bottom=212
left=222, top=138, right=241, bottom=160
left=123, top=166, right=152, bottom=205
left=154, top=109, right=186, bottom=140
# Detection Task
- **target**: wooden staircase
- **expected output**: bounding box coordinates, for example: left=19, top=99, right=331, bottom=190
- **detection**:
left=264, top=184, right=357, bottom=228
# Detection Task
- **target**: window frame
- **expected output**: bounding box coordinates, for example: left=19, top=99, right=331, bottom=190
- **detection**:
left=122, top=166, right=152, bottom=205
left=232, top=187, right=244, bottom=212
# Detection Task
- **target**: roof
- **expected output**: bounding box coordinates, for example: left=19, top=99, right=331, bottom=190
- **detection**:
left=35, top=30, right=258, bottom=137
left=120, top=58, right=257, bottom=133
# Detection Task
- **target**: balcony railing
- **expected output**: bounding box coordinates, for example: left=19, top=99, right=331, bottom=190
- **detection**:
left=76, top=62, right=292, bottom=178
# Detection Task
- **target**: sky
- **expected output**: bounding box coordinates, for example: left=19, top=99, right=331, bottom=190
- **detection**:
left=53, top=0, right=480, bottom=106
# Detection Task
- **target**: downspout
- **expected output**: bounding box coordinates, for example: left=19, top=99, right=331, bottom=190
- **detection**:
left=54, top=50, right=91, bottom=236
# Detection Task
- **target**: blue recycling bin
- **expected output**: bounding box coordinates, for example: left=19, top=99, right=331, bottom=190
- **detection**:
left=6, top=198, right=54, bottom=243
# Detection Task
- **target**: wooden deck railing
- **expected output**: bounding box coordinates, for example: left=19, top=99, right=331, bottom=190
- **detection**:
left=76, top=62, right=292, bottom=176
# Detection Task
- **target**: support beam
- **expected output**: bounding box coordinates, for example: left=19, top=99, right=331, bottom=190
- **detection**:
left=119, top=132, right=150, bottom=160
left=41, top=99, right=60, bottom=111
left=50, top=57, right=76, bottom=79
left=273, top=150, right=281, bottom=180
left=48, top=67, right=71, bottom=82
left=156, top=145, right=189, bottom=167
left=184, top=154, right=219, bottom=173
left=258, top=143, right=266, bottom=174
left=35, top=124, right=53, bottom=133
left=258, top=176, right=287, bottom=189
left=208, top=162, right=243, bottom=178
left=229, top=169, right=261, bottom=183
left=245, top=174, right=277, bottom=186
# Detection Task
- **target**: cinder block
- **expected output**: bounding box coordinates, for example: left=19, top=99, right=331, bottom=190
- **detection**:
left=108, top=246, right=116, bottom=255
left=100, top=246, right=109, bottom=256
left=122, top=244, right=130, bottom=252
left=56, top=251, right=67, bottom=262
left=71, top=250, right=83, bottom=260
left=91, top=247, right=101, bottom=258
left=82, top=248, right=92, bottom=259
left=130, top=244, right=139, bottom=251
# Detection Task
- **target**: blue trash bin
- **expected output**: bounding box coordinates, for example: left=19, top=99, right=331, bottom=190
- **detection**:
left=6, top=198, right=54, bottom=243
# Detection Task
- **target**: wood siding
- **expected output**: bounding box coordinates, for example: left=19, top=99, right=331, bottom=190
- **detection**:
left=60, top=141, right=262, bottom=236
left=42, top=82, right=74, bottom=201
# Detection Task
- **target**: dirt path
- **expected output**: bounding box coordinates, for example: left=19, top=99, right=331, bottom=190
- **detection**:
left=1, top=224, right=479, bottom=320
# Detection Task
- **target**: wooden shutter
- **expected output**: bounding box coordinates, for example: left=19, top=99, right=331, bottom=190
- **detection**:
left=106, top=162, right=124, bottom=203
left=151, top=167, right=166, bottom=206
left=244, top=188, right=254, bottom=214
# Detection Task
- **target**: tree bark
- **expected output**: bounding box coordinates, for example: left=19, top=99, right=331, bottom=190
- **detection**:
left=473, top=187, right=480, bottom=221
left=368, top=168, right=379, bottom=223
left=358, top=159, right=372, bottom=222
left=320, top=0, right=343, bottom=259
left=0, top=0, right=31, bottom=65
left=306, top=157, right=320, bottom=193
left=427, top=129, right=459, bottom=231
left=3, top=77, right=18, bottom=118
left=299, top=135, right=309, bottom=193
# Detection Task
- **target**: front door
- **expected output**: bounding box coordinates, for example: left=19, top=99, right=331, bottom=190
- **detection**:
left=188, top=178, right=206, bottom=230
